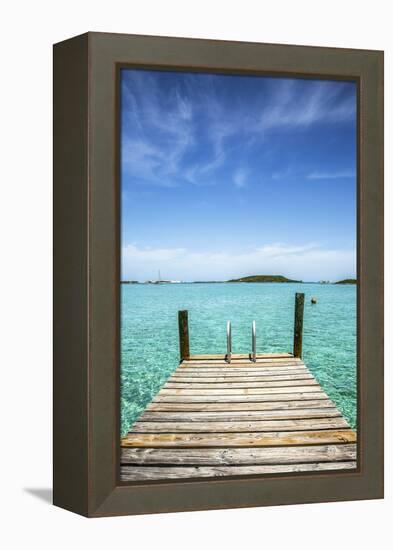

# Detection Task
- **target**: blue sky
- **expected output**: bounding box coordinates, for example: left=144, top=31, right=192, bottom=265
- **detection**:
left=121, top=69, right=357, bottom=282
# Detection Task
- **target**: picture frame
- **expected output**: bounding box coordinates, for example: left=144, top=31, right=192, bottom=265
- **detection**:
left=53, top=32, right=383, bottom=517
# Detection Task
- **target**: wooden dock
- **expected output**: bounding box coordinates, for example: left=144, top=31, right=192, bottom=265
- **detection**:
left=120, top=295, right=357, bottom=482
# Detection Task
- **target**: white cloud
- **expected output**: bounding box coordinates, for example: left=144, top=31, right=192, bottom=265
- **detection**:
left=122, top=242, right=356, bottom=283
left=307, top=170, right=356, bottom=180
left=233, top=169, right=247, bottom=188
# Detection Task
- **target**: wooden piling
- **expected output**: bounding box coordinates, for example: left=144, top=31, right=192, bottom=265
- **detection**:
left=293, top=292, right=305, bottom=358
left=178, top=310, right=190, bottom=361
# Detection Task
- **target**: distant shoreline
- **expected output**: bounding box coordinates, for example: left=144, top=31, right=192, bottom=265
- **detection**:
left=121, top=274, right=357, bottom=285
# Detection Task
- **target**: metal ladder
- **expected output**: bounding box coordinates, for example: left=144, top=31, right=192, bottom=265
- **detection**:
left=226, top=320, right=257, bottom=363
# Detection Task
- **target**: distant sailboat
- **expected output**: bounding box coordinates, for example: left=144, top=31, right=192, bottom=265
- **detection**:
left=152, top=270, right=162, bottom=284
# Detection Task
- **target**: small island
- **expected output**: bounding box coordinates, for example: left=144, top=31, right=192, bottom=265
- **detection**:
left=335, top=279, right=357, bottom=285
left=227, top=275, right=301, bottom=283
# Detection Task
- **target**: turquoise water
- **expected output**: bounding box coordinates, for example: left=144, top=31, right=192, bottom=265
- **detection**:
left=120, top=283, right=356, bottom=435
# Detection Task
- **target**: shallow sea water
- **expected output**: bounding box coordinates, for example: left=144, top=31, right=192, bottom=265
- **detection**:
left=120, top=283, right=356, bottom=435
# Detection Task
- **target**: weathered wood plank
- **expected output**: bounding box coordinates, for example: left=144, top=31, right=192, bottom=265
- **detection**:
left=178, top=366, right=306, bottom=372
left=169, top=374, right=314, bottom=383
left=121, top=444, right=357, bottom=465
left=180, top=364, right=306, bottom=371
left=178, top=363, right=304, bottom=370
left=165, top=380, right=318, bottom=389
left=180, top=360, right=303, bottom=368
left=138, top=408, right=342, bottom=422
left=121, top=429, right=356, bottom=447
left=187, top=353, right=294, bottom=360
left=120, top=461, right=357, bottom=480
left=154, top=391, right=327, bottom=403
left=160, top=385, right=321, bottom=396
left=174, top=368, right=309, bottom=376
left=130, top=417, right=349, bottom=433
left=181, top=359, right=303, bottom=366
left=146, top=399, right=335, bottom=412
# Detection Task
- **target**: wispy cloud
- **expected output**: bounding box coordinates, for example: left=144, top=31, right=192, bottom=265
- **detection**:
left=122, top=242, right=356, bottom=283
left=233, top=169, right=247, bottom=188
left=258, top=79, right=356, bottom=132
left=121, top=70, right=356, bottom=190
left=121, top=71, right=195, bottom=187
left=307, top=170, right=356, bottom=180
left=272, top=167, right=356, bottom=182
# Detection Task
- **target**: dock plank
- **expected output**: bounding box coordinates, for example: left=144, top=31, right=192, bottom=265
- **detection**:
left=174, top=368, right=310, bottom=376
left=170, top=374, right=314, bottom=382
left=161, top=384, right=319, bottom=395
left=122, top=429, right=356, bottom=447
left=130, top=417, right=349, bottom=433
left=185, top=353, right=294, bottom=361
left=138, top=408, right=342, bottom=422
left=180, top=361, right=305, bottom=366
left=180, top=362, right=304, bottom=369
left=164, top=380, right=319, bottom=389
left=120, top=461, right=357, bottom=481
left=146, top=399, right=336, bottom=412
left=121, top=443, right=357, bottom=465
left=153, top=391, right=328, bottom=403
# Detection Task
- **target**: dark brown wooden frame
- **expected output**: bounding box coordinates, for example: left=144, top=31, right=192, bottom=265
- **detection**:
left=53, top=32, right=384, bottom=517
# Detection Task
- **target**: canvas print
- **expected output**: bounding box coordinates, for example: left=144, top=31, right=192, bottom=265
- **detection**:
left=119, top=68, right=357, bottom=482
